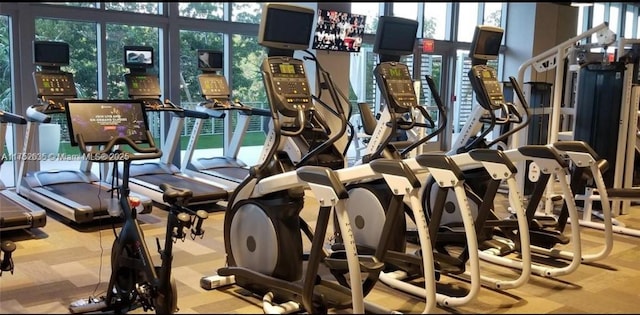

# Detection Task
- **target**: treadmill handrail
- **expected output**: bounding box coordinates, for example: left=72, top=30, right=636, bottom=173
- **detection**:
left=0, top=111, right=27, bottom=125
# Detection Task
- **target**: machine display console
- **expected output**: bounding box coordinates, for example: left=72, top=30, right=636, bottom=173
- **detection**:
left=469, top=65, right=504, bottom=110
left=65, top=100, right=150, bottom=146
left=262, top=57, right=312, bottom=117
left=374, top=62, right=417, bottom=113
left=34, top=72, right=76, bottom=98
left=198, top=74, right=231, bottom=98
left=125, top=74, right=162, bottom=97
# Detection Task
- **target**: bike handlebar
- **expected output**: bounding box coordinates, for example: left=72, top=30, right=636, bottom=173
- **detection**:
left=76, top=130, right=163, bottom=162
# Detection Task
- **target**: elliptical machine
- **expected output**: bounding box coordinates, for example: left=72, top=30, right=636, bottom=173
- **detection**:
left=421, top=26, right=612, bottom=278
left=331, top=20, right=531, bottom=307
left=202, top=4, right=379, bottom=314
left=67, top=99, right=208, bottom=314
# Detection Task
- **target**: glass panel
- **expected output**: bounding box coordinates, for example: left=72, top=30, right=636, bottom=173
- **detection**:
left=592, top=3, right=605, bottom=42
left=351, top=2, right=379, bottom=34
left=419, top=54, right=444, bottom=142
left=483, top=2, right=503, bottom=27
left=178, top=2, right=224, bottom=20
left=347, top=43, right=377, bottom=164
left=452, top=50, right=498, bottom=135
left=457, top=2, right=479, bottom=42
left=178, top=30, right=223, bottom=157
left=35, top=18, right=99, bottom=160
left=105, top=2, right=160, bottom=14
left=393, top=2, right=418, bottom=21
left=577, top=6, right=585, bottom=35
left=0, top=16, right=11, bottom=114
left=625, top=7, right=634, bottom=39
left=423, top=2, right=447, bottom=40
left=41, top=2, right=99, bottom=8
left=106, top=24, right=160, bottom=143
left=231, top=3, right=262, bottom=24
left=609, top=4, right=619, bottom=35
left=0, top=15, right=14, bottom=186
left=231, top=34, right=267, bottom=165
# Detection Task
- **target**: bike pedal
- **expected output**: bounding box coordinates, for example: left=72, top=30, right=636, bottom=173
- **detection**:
left=69, top=297, right=107, bottom=313
left=200, top=275, right=235, bottom=290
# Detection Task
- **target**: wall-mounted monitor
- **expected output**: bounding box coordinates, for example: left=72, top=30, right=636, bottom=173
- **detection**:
left=311, top=9, right=367, bottom=53
left=65, top=99, right=150, bottom=147
left=373, top=16, right=418, bottom=57
left=33, top=41, right=70, bottom=67
left=124, top=45, right=154, bottom=69
left=469, top=25, right=504, bottom=61
left=258, top=3, right=315, bottom=51
left=197, top=49, right=223, bottom=72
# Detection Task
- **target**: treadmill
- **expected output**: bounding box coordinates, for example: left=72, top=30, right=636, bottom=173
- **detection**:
left=117, top=46, right=228, bottom=206
left=0, top=111, right=47, bottom=231
left=16, top=41, right=154, bottom=225
left=182, top=49, right=270, bottom=190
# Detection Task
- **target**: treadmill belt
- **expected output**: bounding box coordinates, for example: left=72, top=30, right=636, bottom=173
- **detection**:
left=0, top=195, right=46, bottom=229
left=135, top=174, right=228, bottom=202
left=47, top=182, right=110, bottom=214
left=208, top=167, right=250, bottom=182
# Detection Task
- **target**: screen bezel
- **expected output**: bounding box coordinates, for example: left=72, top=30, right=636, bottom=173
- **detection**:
left=33, top=41, right=70, bottom=67
left=124, top=45, right=154, bottom=69
left=257, top=3, right=315, bottom=51
left=373, top=16, right=419, bottom=57
left=311, top=9, right=367, bottom=53
left=197, top=49, right=224, bottom=71
left=65, top=99, right=150, bottom=147
left=469, top=25, right=504, bottom=61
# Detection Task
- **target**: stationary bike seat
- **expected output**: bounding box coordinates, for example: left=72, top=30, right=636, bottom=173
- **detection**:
left=160, top=183, right=194, bottom=203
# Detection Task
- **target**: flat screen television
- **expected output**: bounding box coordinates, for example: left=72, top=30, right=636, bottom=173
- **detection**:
left=312, top=9, right=366, bottom=53
left=197, top=49, right=223, bottom=72
left=33, top=41, right=70, bottom=67
left=258, top=3, right=315, bottom=51
left=124, top=46, right=154, bottom=69
left=469, top=25, right=504, bottom=61
left=65, top=99, right=150, bottom=146
left=373, top=16, right=418, bottom=56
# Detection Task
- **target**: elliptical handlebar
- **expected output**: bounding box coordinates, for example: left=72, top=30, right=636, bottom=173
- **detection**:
left=75, top=130, right=162, bottom=162
left=399, top=74, right=448, bottom=156
left=485, top=76, right=531, bottom=149
left=295, top=51, right=349, bottom=167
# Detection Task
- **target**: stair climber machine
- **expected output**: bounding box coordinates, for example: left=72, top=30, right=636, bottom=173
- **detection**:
left=116, top=46, right=229, bottom=207
left=422, top=26, right=613, bottom=278
left=181, top=49, right=271, bottom=191
left=16, top=41, right=153, bottom=224
left=0, top=110, right=47, bottom=232
left=197, top=4, right=436, bottom=314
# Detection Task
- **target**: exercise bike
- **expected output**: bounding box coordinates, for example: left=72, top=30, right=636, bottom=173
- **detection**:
left=67, top=99, right=208, bottom=314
